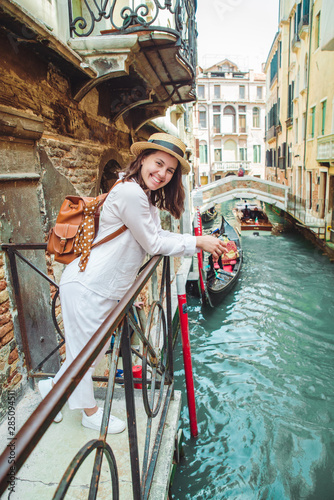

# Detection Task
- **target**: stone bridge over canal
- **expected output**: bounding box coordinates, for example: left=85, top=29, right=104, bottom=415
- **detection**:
left=192, top=176, right=290, bottom=212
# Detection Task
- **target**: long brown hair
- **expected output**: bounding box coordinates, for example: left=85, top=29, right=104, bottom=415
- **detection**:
left=122, top=150, right=185, bottom=219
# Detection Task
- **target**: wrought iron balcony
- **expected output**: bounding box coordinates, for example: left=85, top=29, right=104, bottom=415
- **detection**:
left=68, top=0, right=197, bottom=82
left=265, top=125, right=277, bottom=142
left=298, top=13, right=309, bottom=39
left=317, top=133, right=334, bottom=162
left=67, top=0, right=197, bottom=121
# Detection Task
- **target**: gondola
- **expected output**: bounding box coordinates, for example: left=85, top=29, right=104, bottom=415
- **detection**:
left=202, top=216, right=242, bottom=307
left=201, top=206, right=218, bottom=224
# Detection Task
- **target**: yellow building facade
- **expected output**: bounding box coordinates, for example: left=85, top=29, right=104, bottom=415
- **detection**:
left=265, top=0, right=334, bottom=243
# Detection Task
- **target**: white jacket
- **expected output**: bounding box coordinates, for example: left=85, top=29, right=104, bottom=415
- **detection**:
left=60, top=179, right=196, bottom=300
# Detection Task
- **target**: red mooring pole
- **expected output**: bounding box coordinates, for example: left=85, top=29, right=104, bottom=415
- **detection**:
left=194, top=207, right=205, bottom=298
left=176, top=273, right=198, bottom=438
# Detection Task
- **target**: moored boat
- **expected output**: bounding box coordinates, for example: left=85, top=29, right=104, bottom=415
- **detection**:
left=202, top=216, right=242, bottom=307
left=233, top=201, right=273, bottom=234
left=201, top=206, right=218, bottom=224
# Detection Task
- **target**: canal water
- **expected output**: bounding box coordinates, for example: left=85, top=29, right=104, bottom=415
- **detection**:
left=171, top=203, right=334, bottom=499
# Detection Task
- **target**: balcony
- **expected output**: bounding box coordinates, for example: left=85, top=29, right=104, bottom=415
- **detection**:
left=317, top=133, right=334, bottom=163
left=0, top=1, right=197, bottom=130
left=265, top=125, right=277, bottom=142
left=298, top=13, right=309, bottom=40
left=68, top=0, right=197, bottom=125
left=292, top=33, right=301, bottom=52
left=286, top=116, right=293, bottom=128
left=212, top=160, right=250, bottom=173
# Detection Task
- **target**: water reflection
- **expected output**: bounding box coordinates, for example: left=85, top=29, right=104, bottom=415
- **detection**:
left=171, top=204, right=334, bottom=500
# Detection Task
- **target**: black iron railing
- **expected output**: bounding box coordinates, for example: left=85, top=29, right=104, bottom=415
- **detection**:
left=265, top=125, right=277, bottom=142
left=292, top=32, right=301, bottom=50
left=68, top=0, right=197, bottom=73
left=287, top=194, right=327, bottom=236
left=298, top=13, right=309, bottom=34
left=0, top=244, right=177, bottom=499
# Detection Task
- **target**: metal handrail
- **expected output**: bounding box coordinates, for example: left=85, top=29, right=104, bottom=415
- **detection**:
left=0, top=245, right=175, bottom=499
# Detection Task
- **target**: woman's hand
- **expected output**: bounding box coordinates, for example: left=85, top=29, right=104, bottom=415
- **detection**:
left=196, top=235, right=227, bottom=261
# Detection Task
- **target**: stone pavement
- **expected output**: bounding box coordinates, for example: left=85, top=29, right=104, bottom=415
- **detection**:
left=0, top=384, right=182, bottom=499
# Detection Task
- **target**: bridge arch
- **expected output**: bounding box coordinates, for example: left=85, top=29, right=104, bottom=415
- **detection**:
left=192, top=176, right=290, bottom=212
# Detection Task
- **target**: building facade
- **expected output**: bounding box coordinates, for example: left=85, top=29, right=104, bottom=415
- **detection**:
left=193, top=59, right=266, bottom=186
left=264, top=0, right=334, bottom=242
left=0, top=0, right=197, bottom=418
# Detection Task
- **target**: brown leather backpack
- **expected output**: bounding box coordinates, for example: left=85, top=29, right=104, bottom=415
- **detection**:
left=46, top=179, right=127, bottom=268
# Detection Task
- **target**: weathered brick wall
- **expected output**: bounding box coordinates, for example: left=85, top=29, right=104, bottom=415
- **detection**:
left=0, top=253, right=23, bottom=422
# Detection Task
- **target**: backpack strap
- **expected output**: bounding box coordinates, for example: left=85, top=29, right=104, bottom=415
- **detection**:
left=76, top=178, right=127, bottom=272
left=92, top=178, right=127, bottom=248
left=91, top=223, right=127, bottom=250
left=94, top=178, right=123, bottom=206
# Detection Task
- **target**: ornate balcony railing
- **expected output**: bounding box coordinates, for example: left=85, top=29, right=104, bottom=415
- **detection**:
left=68, top=0, right=197, bottom=73
left=0, top=243, right=177, bottom=499
left=265, top=125, right=277, bottom=142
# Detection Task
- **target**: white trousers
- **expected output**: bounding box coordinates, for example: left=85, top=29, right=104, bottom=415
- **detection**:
left=53, top=282, right=117, bottom=410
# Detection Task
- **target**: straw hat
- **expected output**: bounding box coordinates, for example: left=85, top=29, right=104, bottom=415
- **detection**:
left=130, top=133, right=190, bottom=174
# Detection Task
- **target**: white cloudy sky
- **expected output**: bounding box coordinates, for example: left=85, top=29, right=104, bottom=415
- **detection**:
left=196, top=0, right=280, bottom=72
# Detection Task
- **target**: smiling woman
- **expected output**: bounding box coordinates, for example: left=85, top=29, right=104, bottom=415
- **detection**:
left=38, top=132, right=227, bottom=434
left=141, top=151, right=178, bottom=191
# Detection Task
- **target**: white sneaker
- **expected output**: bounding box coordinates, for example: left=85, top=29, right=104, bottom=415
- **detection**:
left=38, top=378, right=63, bottom=423
left=82, top=407, right=126, bottom=434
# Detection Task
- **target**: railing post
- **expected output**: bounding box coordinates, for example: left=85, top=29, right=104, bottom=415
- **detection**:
left=121, top=317, right=142, bottom=500
left=165, top=257, right=174, bottom=383
left=176, top=273, right=198, bottom=438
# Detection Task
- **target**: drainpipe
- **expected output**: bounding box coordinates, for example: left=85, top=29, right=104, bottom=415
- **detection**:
left=303, top=0, right=314, bottom=182
left=298, top=0, right=314, bottom=214
left=285, top=15, right=291, bottom=179
left=276, top=0, right=281, bottom=182
left=276, top=82, right=279, bottom=181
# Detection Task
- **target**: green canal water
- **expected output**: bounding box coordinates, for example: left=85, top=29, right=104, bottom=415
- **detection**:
left=171, top=205, right=334, bottom=499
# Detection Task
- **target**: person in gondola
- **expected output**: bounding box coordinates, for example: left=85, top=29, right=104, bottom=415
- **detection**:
left=242, top=203, right=250, bottom=220
left=38, top=132, right=227, bottom=434
left=207, top=228, right=223, bottom=278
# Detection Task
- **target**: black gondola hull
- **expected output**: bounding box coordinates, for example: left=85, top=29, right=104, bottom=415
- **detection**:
left=204, top=217, right=242, bottom=307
